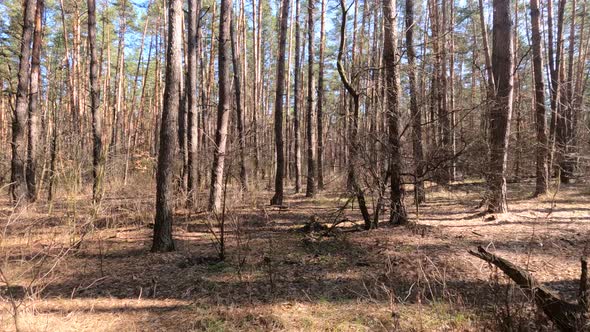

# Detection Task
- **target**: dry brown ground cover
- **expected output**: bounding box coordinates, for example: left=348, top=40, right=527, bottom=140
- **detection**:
left=1, top=178, right=589, bottom=331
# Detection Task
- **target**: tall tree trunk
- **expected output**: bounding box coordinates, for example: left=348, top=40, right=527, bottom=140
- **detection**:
left=293, top=0, right=302, bottom=193
left=152, top=0, right=182, bottom=252
left=202, top=2, right=217, bottom=186
left=488, top=0, right=513, bottom=214
left=208, top=0, right=233, bottom=212
left=251, top=0, right=261, bottom=180
left=316, top=0, right=326, bottom=190
left=478, top=0, right=495, bottom=142
left=178, top=17, right=188, bottom=192
left=439, top=0, right=450, bottom=183
left=270, top=0, right=290, bottom=205
left=305, top=0, right=316, bottom=198
left=383, top=0, right=407, bottom=224
left=573, top=0, right=587, bottom=174
left=530, top=0, right=549, bottom=196
left=337, top=0, right=371, bottom=229
left=560, top=0, right=577, bottom=184
left=231, top=12, right=249, bottom=192
left=26, top=0, right=44, bottom=201
left=88, top=0, right=104, bottom=203
left=449, top=0, right=456, bottom=182
left=187, top=0, right=201, bottom=203
left=11, top=0, right=37, bottom=204
left=285, top=0, right=293, bottom=182
left=548, top=0, right=565, bottom=175
left=110, top=0, right=127, bottom=155
left=406, top=0, right=425, bottom=204
left=124, top=4, right=151, bottom=185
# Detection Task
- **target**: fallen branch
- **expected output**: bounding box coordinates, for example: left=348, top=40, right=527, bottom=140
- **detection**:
left=469, top=246, right=589, bottom=331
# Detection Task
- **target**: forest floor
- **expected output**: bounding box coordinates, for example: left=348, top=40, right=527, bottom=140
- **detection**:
left=1, top=177, right=589, bottom=331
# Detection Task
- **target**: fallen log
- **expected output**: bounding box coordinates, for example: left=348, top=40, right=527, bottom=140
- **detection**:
left=469, top=246, right=589, bottom=331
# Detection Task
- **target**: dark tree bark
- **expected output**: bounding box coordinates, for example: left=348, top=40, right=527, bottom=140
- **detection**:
left=383, top=0, right=407, bottom=225
left=488, top=0, right=513, bottom=213
left=405, top=0, right=425, bottom=204
left=88, top=0, right=104, bottom=204
left=187, top=0, right=201, bottom=203
left=208, top=0, right=233, bottom=212
left=530, top=0, right=549, bottom=196
left=152, top=0, right=182, bottom=252
left=316, top=0, right=326, bottom=190
left=305, top=0, right=316, bottom=198
left=230, top=12, right=249, bottom=192
left=26, top=0, right=44, bottom=202
left=293, top=0, right=302, bottom=193
left=270, top=0, right=290, bottom=205
left=11, top=0, right=37, bottom=204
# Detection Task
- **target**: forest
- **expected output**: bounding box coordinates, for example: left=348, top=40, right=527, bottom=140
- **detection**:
left=1, top=0, right=590, bottom=330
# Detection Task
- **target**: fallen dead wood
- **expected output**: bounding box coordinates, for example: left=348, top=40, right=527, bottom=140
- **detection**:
left=469, top=246, right=589, bottom=332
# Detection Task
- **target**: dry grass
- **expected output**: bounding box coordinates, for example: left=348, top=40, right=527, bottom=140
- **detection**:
left=1, top=175, right=588, bottom=331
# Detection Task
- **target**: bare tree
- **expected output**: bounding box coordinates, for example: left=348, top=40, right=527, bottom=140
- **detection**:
left=478, top=0, right=495, bottom=141
left=559, top=0, right=577, bottom=183
left=293, top=0, right=302, bottom=193
left=383, top=0, right=407, bottom=224
left=487, top=0, right=513, bottom=214
left=209, top=0, right=233, bottom=212
left=26, top=0, right=44, bottom=201
left=231, top=12, right=249, bottom=192
left=305, top=0, right=316, bottom=198
left=11, top=0, right=37, bottom=204
left=530, top=0, right=549, bottom=196
left=405, top=0, right=425, bottom=204
left=270, top=0, right=290, bottom=205
left=152, top=0, right=183, bottom=252
left=88, top=0, right=104, bottom=203
left=548, top=0, right=565, bottom=174
left=187, top=0, right=201, bottom=203
left=337, top=0, right=371, bottom=229
left=316, top=0, right=326, bottom=190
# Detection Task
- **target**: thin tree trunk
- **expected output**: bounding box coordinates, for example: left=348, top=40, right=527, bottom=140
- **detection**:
left=252, top=0, right=262, bottom=179
left=548, top=0, right=565, bottom=175
left=124, top=4, right=151, bottom=185
left=231, top=12, right=249, bottom=192
left=208, top=0, right=233, bottom=212
left=560, top=0, right=577, bottom=183
left=285, top=0, right=293, bottom=181
left=337, top=0, right=371, bottom=229
left=305, top=0, right=316, bottom=198
left=293, top=0, right=302, bottom=193
left=110, top=0, right=127, bottom=155
left=26, top=0, right=44, bottom=201
left=316, top=0, right=326, bottom=190
left=478, top=0, right=495, bottom=142
left=406, top=0, right=425, bottom=204
left=187, top=0, right=201, bottom=203
left=531, top=0, right=549, bottom=196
